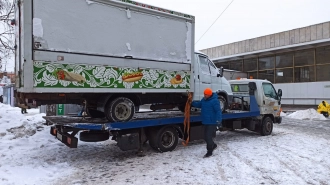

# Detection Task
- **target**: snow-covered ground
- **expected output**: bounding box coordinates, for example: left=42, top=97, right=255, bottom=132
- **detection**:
left=1, top=104, right=330, bottom=185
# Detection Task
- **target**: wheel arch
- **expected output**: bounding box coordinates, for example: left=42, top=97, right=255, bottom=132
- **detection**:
left=97, top=93, right=142, bottom=112
left=263, top=114, right=275, bottom=122
left=146, top=125, right=183, bottom=139
left=217, top=90, right=228, bottom=101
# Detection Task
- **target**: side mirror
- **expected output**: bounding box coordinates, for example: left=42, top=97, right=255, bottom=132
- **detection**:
left=218, top=67, right=224, bottom=77
left=278, top=89, right=282, bottom=97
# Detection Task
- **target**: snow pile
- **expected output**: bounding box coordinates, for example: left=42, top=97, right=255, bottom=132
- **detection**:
left=0, top=103, right=46, bottom=139
left=280, top=111, right=287, bottom=117
left=287, top=108, right=327, bottom=120
left=0, top=103, right=72, bottom=184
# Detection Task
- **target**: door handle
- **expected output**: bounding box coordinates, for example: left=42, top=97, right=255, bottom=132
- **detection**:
left=202, top=82, right=211, bottom=84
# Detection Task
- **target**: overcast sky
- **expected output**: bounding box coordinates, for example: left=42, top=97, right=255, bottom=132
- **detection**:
left=3, top=0, right=330, bottom=72
left=137, top=0, right=330, bottom=50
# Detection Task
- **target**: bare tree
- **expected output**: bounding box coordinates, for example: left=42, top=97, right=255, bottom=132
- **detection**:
left=0, top=0, right=15, bottom=72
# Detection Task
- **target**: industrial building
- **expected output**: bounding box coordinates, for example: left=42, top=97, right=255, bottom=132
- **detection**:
left=201, top=21, right=330, bottom=105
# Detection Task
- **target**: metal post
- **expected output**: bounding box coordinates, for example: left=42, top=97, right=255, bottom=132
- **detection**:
left=314, top=48, right=316, bottom=82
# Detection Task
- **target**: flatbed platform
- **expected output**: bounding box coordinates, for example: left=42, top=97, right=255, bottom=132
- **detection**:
left=44, top=111, right=202, bottom=131
left=45, top=96, right=260, bottom=131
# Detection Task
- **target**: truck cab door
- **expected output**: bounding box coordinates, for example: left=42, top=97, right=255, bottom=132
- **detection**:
left=261, top=82, right=281, bottom=115
left=195, top=55, right=212, bottom=100
left=208, top=59, right=222, bottom=92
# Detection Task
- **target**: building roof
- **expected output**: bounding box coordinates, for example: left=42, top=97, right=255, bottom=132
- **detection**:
left=200, top=21, right=330, bottom=62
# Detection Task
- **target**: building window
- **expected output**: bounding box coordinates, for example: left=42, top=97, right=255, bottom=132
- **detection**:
left=294, top=49, right=314, bottom=66
left=243, top=58, right=257, bottom=72
left=215, top=61, right=229, bottom=69
left=275, top=68, right=293, bottom=83
left=248, top=72, right=257, bottom=79
left=294, top=66, right=314, bottom=82
left=316, top=46, right=330, bottom=64
left=316, top=64, right=330, bottom=81
left=259, top=56, right=275, bottom=70
left=276, top=53, right=293, bottom=68
left=229, top=60, right=243, bottom=71
left=259, top=70, right=274, bottom=83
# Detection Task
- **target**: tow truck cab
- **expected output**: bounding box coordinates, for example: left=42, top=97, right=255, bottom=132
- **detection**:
left=229, top=79, right=283, bottom=124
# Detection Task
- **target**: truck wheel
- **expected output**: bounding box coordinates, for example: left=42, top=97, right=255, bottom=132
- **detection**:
left=218, top=95, right=227, bottom=112
left=156, top=127, right=179, bottom=152
left=87, top=108, right=105, bottom=118
left=260, top=117, right=273, bottom=136
left=105, top=97, right=135, bottom=122
left=80, top=131, right=109, bottom=142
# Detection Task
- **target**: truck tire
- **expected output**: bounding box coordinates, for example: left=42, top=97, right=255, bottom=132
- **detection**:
left=218, top=95, right=227, bottom=112
left=87, top=108, right=105, bottom=118
left=156, top=127, right=179, bottom=152
left=260, top=117, right=273, bottom=136
left=105, top=97, right=135, bottom=122
left=79, top=131, right=109, bottom=142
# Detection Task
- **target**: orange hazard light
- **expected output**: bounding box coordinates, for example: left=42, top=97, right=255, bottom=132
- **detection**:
left=67, top=137, right=71, bottom=145
left=52, top=129, right=57, bottom=135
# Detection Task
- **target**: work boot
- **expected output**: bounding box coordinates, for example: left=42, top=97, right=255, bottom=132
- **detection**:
left=213, top=144, right=218, bottom=151
left=203, top=144, right=218, bottom=158
left=203, top=151, right=212, bottom=158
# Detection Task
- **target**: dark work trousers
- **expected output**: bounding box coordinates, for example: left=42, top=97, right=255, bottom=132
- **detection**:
left=204, top=125, right=217, bottom=151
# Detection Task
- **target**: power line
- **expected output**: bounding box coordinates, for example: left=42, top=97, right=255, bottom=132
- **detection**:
left=195, top=0, right=234, bottom=45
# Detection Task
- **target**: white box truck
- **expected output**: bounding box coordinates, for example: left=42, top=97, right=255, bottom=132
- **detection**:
left=14, top=0, right=233, bottom=121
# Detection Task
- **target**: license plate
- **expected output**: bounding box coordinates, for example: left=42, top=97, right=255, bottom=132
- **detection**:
left=57, top=132, right=63, bottom=141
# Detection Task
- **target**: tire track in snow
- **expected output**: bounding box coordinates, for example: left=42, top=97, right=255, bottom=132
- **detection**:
left=218, top=142, right=279, bottom=184
left=269, top=148, right=323, bottom=185
left=265, top=136, right=330, bottom=184
left=273, top=142, right=330, bottom=171
left=213, top=148, right=227, bottom=182
left=216, top=142, right=280, bottom=184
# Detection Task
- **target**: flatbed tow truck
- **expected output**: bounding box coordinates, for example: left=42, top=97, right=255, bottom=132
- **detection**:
left=45, top=81, right=282, bottom=155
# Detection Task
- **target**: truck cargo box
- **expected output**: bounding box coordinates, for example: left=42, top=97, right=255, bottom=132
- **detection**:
left=16, top=0, right=195, bottom=93
left=33, top=0, right=193, bottom=63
